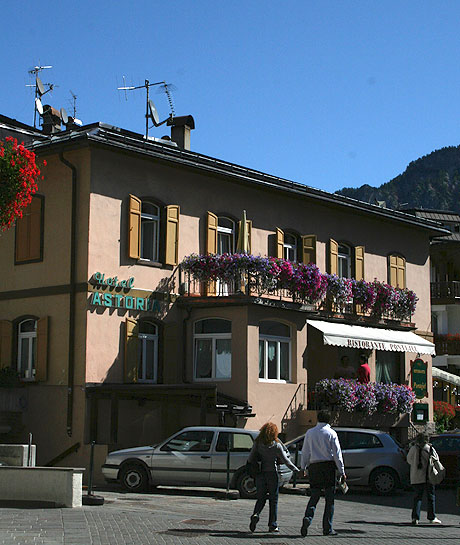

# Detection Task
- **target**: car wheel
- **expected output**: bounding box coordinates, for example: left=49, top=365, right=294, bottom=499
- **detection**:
left=370, top=467, right=399, bottom=495
left=237, top=471, right=257, bottom=499
left=119, top=464, right=149, bottom=492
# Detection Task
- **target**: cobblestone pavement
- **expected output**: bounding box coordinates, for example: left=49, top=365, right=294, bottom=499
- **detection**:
left=0, top=485, right=459, bottom=544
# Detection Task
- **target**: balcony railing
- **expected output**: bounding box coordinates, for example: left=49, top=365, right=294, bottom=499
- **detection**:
left=434, top=335, right=460, bottom=355
left=431, top=281, right=460, bottom=299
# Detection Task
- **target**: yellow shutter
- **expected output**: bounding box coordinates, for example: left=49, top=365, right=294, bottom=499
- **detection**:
left=128, top=195, right=141, bottom=259
left=276, top=228, right=284, bottom=258
left=355, top=245, right=365, bottom=281
left=35, top=316, right=48, bottom=381
left=28, top=196, right=42, bottom=260
left=124, top=318, right=138, bottom=383
left=0, top=320, right=12, bottom=369
left=301, top=235, right=316, bottom=264
left=206, top=212, right=218, bottom=254
left=397, top=256, right=406, bottom=288
left=329, top=239, right=338, bottom=275
left=389, top=255, right=398, bottom=287
left=165, top=205, right=180, bottom=265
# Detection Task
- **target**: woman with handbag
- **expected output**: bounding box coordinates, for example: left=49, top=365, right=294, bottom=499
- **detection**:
left=248, top=422, right=299, bottom=533
left=407, top=433, right=442, bottom=525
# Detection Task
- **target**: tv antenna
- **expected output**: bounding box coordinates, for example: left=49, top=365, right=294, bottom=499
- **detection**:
left=28, top=63, right=52, bottom=76
left=117, top=78, right=175, bottom=138
left=69, top=90, right=78, bottom=118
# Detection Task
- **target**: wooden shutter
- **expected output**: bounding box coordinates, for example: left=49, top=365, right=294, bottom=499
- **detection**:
left=0, top=320, right=12, bottom=369
left=35, top=316, right=48, bottom=381
left=301, top=235, right=316, bottom=265
left=276, top=228, right=284, bottom=258
left=389, top=254, right=406, bottom=288
left=355, top=246, right=365, bottom=281
left=328, top=238, right=338, bottom=275
left=15, top=196, right=43, bottom=262
left=206, top=212, right=218, bottom=254
left=128, top=195, right=141, bottom=259
left=165, top=205, right=180, bottom=265
left=124, top=318, right=138, bottom=383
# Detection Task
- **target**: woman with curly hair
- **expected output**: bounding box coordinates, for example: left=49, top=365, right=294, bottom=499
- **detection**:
left=248, top=422, right=299, bottom=533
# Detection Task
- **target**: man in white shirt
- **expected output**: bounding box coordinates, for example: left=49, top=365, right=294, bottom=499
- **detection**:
left=300, top=410, right=346, bottom=537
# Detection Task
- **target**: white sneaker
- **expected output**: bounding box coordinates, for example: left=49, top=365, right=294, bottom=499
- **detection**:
left=411, top=519, right=419, bottom=525
left=429, top=518, right=442, bottom=524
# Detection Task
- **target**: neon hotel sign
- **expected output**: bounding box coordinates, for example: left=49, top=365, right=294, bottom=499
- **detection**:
left=89, top=272, right=162, bottom=312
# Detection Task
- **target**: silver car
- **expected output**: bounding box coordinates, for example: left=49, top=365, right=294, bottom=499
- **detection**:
left=286, top=427, right=409, bottom=495
left=102, top=426, right=293, bottom=498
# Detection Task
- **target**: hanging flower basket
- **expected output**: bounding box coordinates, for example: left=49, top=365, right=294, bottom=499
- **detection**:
left=0, top=137, right=45, bottom=231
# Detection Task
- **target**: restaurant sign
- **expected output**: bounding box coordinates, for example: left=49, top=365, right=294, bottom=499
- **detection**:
left=411, top=358, right=428, bottom=399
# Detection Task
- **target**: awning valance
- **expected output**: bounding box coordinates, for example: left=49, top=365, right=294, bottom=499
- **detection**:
left=432, top=366, right=460, bottom=387
left=307, top=320, right=435, bottom=356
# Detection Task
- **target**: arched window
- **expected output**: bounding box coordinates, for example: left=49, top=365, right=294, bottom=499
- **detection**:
left=338, top=243, right=352, bottom=278
left=283, top=232, right=298, bottom=262
left=259, top=321, right=291, bottom=382
left=194, top=319, right=231, bottom=380
left=140, top=201, right=160, bottom=261
left=217, top=217, right=235, bottom=255
left=17, top=319, right=37, bottom=379
left=137, top=320, right=158, bottom=382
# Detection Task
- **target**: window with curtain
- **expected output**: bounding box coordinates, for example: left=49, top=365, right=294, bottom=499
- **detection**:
left=338, top=243, right=352, bottom=278
left=375, top=351, right=401, bottom=384
left=259, top=321, right=291, bottom=382
left=194, top=319, right=231, bottom=380
left=140, top=201, right=160, bottom=261
left=17, top=319, right=37, bottom=379
left=217, top=217, right=235, bottom=255
left=137, top=320, right=158, bottom=382
left=283, top=232, right=298, bottom=262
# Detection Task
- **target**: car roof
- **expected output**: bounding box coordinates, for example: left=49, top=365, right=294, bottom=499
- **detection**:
left=178, top=426, right=259, bottom=435
left=286, top=427, right=388, bottom=444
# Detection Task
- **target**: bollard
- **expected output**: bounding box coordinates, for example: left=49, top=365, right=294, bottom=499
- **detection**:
left=27, top=433, right=33, bottom=467
left=82, top=441, right=104, bottom=506
left=226, top=436, right=231, bottom=496
left=292, top=441, right=300, bottom=488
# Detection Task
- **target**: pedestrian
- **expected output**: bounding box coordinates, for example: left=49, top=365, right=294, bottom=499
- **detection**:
left=334, top=355, right=356, bottom=379
left=248, top=422, right=300, bottom=534
left=407, top=433, right=442, bottom=525
left=300, top=410, right=346, bottom=537
left=357, top=353, right=370, bottom=383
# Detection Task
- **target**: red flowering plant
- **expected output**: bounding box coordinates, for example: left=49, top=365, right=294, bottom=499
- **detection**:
left=433, top=400, right=456, bottom=433
left=0, top=137, right=45, bottom=231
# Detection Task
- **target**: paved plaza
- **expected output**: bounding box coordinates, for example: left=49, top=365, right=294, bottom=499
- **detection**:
left=0, top=485, right=459, bottom=544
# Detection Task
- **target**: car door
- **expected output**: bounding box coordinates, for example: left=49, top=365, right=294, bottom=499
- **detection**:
left=150, top=429, right=214, bottom=486
left=210, top=431, right=255, bottom=487
left=341, top=431, right=383, bottom=485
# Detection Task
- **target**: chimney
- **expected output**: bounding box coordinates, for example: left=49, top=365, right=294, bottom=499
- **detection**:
left=42, top=105, right=61, bottom=134
left=167, top=115, right=195, bottom=150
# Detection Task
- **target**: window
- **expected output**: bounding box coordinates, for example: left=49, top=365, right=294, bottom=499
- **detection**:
left=259, top=321, right=291, bottom=382
left=137, top=321, right=158, bottom=382
left=161, top=430, right=214, bottom=452
left=17, top=319, right=37, bottom=379
left=338, top=243, right=352, bottom=278
left=388, top=254, right=406, bottom=288
left=376, top=351, right=401, bottom=384
left=283, top=232, right=298, bottom=262
left=216, top=432, right=254, bottom=452
left=217, top=217, right=235, bottom=255
left=128, top=195, right=180, bottom=265
left=194, top=319, right=231, bottom=380
left=346, top=431, right=383, bottom=449
left=140, top=202, right=160, bottom=262
left=15, top=195, right=43, bottom=264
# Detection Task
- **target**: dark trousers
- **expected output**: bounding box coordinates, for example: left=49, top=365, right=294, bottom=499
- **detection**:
left=303, top=461, right=336, bottom=534
left=411, top=482, right=436, bottom=521
left=253, top=471, right=279, bottom=529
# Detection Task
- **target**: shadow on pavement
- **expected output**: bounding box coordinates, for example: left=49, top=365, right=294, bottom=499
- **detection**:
left=163, top=528, right=367, bottom=539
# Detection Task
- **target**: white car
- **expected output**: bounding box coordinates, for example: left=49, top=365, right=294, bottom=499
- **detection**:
left=102, top=426, right=293, bottom=498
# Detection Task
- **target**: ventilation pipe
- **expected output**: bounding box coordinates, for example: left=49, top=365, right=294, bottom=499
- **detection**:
left=167, top=115, right=195, bottom=150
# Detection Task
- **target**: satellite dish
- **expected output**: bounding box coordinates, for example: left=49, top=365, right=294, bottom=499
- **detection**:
left=60, top=107, right=69, bottom=124
left=35, top=97, right=44, bottom=115
left=148, top=99, right=160, bottom=126
left=36, top=76, right=45, bottom=96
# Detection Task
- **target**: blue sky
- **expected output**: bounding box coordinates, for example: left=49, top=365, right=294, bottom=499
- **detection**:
left=3, top=1, right=460, bottom=193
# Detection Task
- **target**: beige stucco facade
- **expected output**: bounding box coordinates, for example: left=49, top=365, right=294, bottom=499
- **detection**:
left=0, top=124, right=440, bottom=481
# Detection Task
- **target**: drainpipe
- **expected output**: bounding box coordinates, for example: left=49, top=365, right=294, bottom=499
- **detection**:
left=59, top=152, right=77, bottom=437
left=182, top=306, right=192, bottom=383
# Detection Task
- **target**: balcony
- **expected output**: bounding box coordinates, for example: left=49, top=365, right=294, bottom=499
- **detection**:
left=434, top=334, right=460, bottom=355
left=431, top=281, right=460, bottom=302
left=178, top=254, right=417, bottom=325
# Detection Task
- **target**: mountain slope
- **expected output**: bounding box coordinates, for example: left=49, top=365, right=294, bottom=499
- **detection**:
left=336, top=145, right=460, bottom=212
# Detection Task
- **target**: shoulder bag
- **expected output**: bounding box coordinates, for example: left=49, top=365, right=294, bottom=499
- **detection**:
left=246, top=444, right=262, bottom=478
left=427, top=445, right=446, bottom=485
